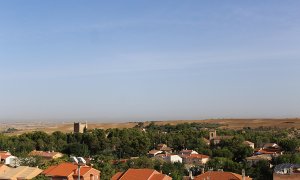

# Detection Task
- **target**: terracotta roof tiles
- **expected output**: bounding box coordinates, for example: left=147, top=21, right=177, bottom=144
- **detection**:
left=112, top=168, right=172, bottom=180
left=42, top=162, right=96, bottom=177
left=194, top=171, right=252, bottom=180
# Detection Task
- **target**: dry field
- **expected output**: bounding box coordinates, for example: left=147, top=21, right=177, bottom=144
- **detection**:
left=1, top=118, right=300, bottom=135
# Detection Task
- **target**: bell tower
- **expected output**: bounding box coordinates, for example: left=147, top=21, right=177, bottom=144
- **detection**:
left=209, top=129, right=217, bottom=140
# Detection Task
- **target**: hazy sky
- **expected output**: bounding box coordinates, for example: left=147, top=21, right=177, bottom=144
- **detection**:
left=1, top=1, right=300, bottom=122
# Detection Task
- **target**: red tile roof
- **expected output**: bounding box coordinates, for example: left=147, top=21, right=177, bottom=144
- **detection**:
left=0, top=151, right=11, bottom=159
left=29, top=150, right=62, bottom=158
left=0, top=154, right=12, bottom=159
left=151, top=173, right=171, bottom=180
left=256, top=149, right=282, bottom=155
left=180, top=150, right=194, bottom=153
left=186, top=154, right=209, bottom=159
left=42, top=165, right=56, bottom=175
left=194, top=171, right=252, bottom=180
left=120, top=169, right=155, bottom=180
left=42, top=162, right=97, bottom=177
left=112, top=168, right=172, bottom=180
left=111, top=172, right=124, bottom=180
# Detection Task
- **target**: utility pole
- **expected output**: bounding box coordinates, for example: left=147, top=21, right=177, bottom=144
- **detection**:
left=71, top=156, right=86, bottom=180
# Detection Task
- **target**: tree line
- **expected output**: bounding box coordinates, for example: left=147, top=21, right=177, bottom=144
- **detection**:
left=1, top=122, right=300, bottom=180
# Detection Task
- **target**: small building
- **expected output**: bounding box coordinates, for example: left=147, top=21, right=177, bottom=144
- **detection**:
left=0, top=151, right=18, bottom=166
left=263, top=143, right=280, bottom=150
left=156, top=144, right=172, bottom=153
left=165, top=154, right=182, bottom=163
left=182, top=154, right=210, bottom=165
left=74, top=122, right=88, bottom=133
left=0, top=165, right=42, bottom=179
left=194, top=171, right=252, bottom=180
left=42, top=162, right=100, bottom=180
left=246, top=154, right=272, bottom=166
left=255, top=143, right=283, bottom=155
left=29, top=150, right=63, bottom=160
left=179, top=149, right=198, bottom=156
left=273, top=163, right=300, bottom=180
left=154, top=154, right=182, bottom=163
left=243, top=141, right=255, bottom=149
left=148, top=150, right=163, bottom=157
left=112, top=168, right=172, bottom=180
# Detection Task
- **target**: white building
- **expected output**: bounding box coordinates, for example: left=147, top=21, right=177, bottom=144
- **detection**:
left=243, top=141, right=255, bottom=149
left=165, top=154, right=182, bottom=163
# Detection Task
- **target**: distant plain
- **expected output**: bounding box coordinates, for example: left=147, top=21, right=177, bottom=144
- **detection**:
left=1, top=118, right=300, bottom=135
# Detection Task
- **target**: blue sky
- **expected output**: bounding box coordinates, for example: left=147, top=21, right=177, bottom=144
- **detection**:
left=1, top=1, right=300, bottom=122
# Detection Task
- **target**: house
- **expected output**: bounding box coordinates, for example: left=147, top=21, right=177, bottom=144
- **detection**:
left=42, top=162, right=100, bottom=180
left=194, top=171, right=252, bottom=180
left=148, top=150, right=163, bottom=157
left=165, top=154, right=182, bottom=163
left=179, top=149, right=198, bottom=156
left=182, top=154, right=210, bottom=165
left=273, top=163, right=300, bottom=180
left=209, top=130, right=233, bottom=145
left=154, top=154, right=182, bottom=163
left=0, top=165, right=42, bottom=180
left=29, top=150, right=63, bottom=159
left=246, top=154, right=273, bottom=166
left=156, top=144, right=172, bottom=153
left=263, top=143, right=280, bottom=150
left=243, top=141, right=255, bottom=149
left=0, top=151, right=18, bottom=166
left=111, top=168, right=172, bottom=180
left=255, top=143, right=283, bottom=155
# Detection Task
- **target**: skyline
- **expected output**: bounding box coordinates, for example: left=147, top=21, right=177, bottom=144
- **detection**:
left=1, top=1, right=300, bottom=122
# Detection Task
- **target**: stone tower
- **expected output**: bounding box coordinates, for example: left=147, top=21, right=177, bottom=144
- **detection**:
left=74, top=122, right=87, bottom=133
left=209, top=129, right=217, bottom=140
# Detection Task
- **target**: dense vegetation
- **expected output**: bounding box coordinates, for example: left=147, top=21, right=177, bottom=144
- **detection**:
left=1, top=122, right=300, bottom=180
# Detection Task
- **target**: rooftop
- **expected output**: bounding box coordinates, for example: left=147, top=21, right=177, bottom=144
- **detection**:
left=194, top=171, right=252, bottom=180
left=29, top=150, right=62, bottom=158
left=111, top=168, right=172, bottom=180
left=42, top=162, right=98, bottom=177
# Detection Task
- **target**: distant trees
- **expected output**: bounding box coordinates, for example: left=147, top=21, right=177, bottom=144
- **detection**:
left=1, top=122, right=300, bottom=180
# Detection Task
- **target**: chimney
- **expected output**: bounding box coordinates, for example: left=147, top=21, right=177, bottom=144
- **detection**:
left=242, top=169, right=245, bottom=180
left=160, top=165, right=163, bottom=174
left=189, top=170, right=194, bottom=179
left=201, top=168, right=205, bottom=174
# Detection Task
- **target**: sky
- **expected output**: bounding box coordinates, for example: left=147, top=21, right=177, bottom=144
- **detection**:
left=1, top=1, right=300, bottom=122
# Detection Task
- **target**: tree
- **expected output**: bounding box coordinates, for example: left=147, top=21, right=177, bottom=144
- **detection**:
left=249, top=160, right=272, bottom=180
left=213, top=148, right=234, bottom=159
left=279, top=138, right=300, bottom=152
left=63, top=143, right=89, bottom=157
left=207, top=157, right=242, bottom=173
left=91, top=155, right=116, bottom=180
